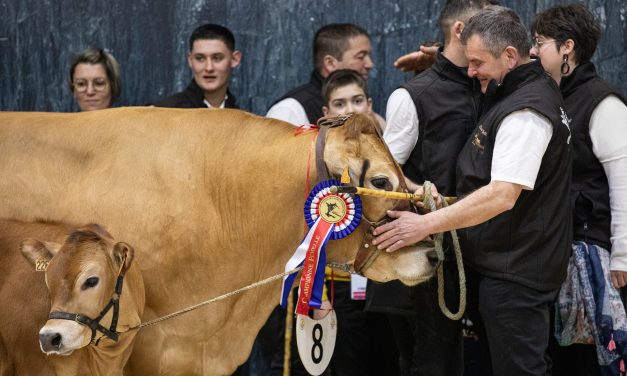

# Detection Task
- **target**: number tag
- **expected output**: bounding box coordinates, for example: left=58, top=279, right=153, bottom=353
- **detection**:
left=295, top=310, right=337, bottom=376
left=36, top=259, right=49, bottom=271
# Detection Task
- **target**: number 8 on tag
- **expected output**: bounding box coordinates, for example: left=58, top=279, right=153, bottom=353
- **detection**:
left=296, top=311, right=337, bottom=375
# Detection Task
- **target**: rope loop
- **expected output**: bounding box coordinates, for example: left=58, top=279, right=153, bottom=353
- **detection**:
left=422, top=181, right=467, bottom=320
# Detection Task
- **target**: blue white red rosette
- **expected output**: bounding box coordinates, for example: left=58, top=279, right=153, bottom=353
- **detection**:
left=304, top=179, right=362, bottom=240
left=280, top=179, right=362, bottom=314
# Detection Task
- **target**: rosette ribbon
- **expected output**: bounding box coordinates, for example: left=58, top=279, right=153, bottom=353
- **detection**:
left=280, top=179, right=362, bottom=314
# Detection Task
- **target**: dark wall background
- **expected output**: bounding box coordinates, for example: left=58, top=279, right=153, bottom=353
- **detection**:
left=1, top=0, right=625, bottom=116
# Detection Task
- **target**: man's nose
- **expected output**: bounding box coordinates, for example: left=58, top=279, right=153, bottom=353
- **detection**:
left=467, top=66, right=477, bottom=78
left=364, top=56, right=374, bottom=70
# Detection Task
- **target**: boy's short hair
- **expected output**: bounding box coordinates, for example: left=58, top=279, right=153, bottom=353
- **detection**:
left=313, top=24, right=369, bottom=73
left=321, top=69, right=369, bottom=105
left=189, top=24, right=235, bottom=51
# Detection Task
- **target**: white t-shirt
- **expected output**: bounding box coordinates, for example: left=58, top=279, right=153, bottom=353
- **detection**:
left=383, top=88, right=419, bottom=164
left=490, top=109, right=553, bottom=190
left=266, top=98, right=309, bottom=126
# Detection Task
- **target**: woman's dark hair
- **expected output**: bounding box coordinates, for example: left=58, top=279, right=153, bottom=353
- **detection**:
left=531, top=3, right=601, bottom=64
left=68, top=47, right=122, bottom=104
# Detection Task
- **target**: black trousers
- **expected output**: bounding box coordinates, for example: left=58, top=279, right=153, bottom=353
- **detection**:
left=466, top=268, right=559, bottom=376
left=409, top=258, right=464, bottom=376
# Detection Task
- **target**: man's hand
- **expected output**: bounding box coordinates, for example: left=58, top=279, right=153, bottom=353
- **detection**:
left=414, top=184, right=443, bottom=210
left=393, top=45, right=438, bottom=72
left=611, top=270, right=627, bottom=289
left=372, top=210, right=430, bottom=252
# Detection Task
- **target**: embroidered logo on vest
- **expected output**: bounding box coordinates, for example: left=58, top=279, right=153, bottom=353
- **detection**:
left=471, top=124, right=487, bottom=153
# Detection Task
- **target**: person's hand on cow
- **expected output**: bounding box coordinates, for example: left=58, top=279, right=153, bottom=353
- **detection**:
left=611, top=270, right=627, bottom=289
left=393, top=45, right=439, bottom=73
left=372, top=211, right=430, bottom=253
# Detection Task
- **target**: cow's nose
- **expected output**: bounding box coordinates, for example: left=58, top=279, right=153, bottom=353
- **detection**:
left=40, top=331, right=63, bottom=352
left=426, top=250, right=440, bottom=268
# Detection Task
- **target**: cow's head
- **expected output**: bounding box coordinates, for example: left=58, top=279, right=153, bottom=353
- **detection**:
left=21, top=224, right=139, bottom=356
left=323, top=113, right=438, bottom=286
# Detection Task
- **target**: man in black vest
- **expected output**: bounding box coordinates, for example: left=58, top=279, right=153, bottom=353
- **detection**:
left=379, top=1, right=490, bottom=375
left=373, top=6, right=572, bottom=375
left=266, top=23, right=373, bottom=125
left=154, top=24, right=241, bottom=109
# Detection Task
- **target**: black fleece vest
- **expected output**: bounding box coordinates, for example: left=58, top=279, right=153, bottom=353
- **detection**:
left=560, top=62, right=626, bottom=250
left=456, top=61, right=572, bottom=291
left=401, top=52, right=481, bottom=196
left=154, top=79, right=239, bottom=109
left=273, top=71, right=324, bottom=124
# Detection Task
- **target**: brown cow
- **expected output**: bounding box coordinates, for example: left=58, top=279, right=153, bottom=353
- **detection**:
left=0, top=220, right=144, bottom=375
left=0, top=108, right=436, bottom=375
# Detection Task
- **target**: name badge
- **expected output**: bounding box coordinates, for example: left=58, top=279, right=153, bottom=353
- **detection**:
left=351, top=274, right=367, bottom=300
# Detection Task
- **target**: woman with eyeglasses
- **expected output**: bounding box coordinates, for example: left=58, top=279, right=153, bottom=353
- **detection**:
left=69, top=48, right=121, bottom=111
left=531, top=4, right=627, bottom=375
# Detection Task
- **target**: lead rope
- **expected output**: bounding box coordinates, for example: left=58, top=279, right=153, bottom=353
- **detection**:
left=422, top=181, right=466, bottom=320
left=127, top=266, right=303, bottom=331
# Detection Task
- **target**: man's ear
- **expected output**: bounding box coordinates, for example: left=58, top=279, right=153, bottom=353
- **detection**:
left=367, top=97, right=373, bottom=112
left=452, top=21, right=464, bottom=40
left=504, top=46, right=519, bottom=70
left=230, top=50, right=242, bottom=69
left=322, top=106, right=330, bottom=116
left=322, top=55, right=339, bottom=75
left=20, top=239, right=59, bottom=268
left=187, top=52, right=194, bottom=69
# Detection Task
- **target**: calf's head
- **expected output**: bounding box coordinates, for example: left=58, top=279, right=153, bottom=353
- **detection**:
left=21, top=224, right=137, bottom=355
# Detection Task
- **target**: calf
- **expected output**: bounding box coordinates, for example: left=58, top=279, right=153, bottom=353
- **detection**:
left=0, top=220, right=144, bottom=375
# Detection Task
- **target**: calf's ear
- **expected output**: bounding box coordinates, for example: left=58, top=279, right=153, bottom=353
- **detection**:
left=111, top=242, right=135, bottom=276
left=20, top=239, right=59, bottom=268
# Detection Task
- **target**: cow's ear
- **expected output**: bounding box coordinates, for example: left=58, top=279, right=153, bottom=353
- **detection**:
left=111, top=242, right=135, bottom=276
left=20, top=239, right=58, bottom=268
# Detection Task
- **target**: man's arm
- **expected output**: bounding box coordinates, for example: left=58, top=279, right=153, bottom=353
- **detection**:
left=373, top=181, right=521, bottom=252
left=374, top=109, right=553, bottom=252
left=383, top=88, right=418, bottom=164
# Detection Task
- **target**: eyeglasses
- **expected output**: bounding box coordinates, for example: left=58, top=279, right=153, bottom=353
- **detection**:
left=73, top=78, right=108, bottom=93
left=532, top=38, right=557, bottom=49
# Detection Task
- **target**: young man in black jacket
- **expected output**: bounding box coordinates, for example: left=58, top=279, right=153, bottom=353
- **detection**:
left=155, top=24, right=241, bottom=109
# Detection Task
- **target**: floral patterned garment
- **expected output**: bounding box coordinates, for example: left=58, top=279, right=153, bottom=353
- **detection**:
left=555, top=241, right=627, bottom=375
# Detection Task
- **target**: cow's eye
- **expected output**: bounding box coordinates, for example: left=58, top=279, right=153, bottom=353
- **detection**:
left=81, top=277, right=99, bottom=290
left=371, top=177, right=392, bottom=191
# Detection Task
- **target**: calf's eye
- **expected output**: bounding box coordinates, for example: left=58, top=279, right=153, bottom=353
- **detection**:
left=81, top=277, right=99, bottom=290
